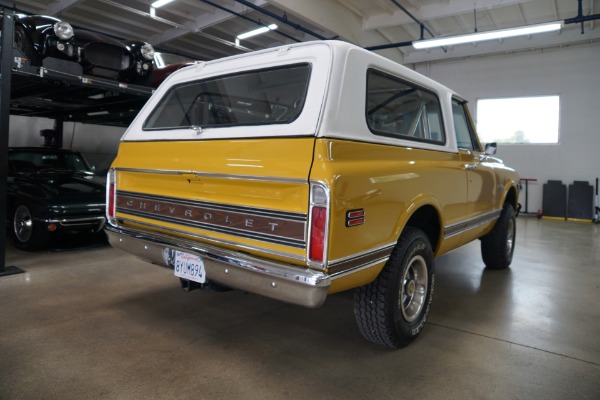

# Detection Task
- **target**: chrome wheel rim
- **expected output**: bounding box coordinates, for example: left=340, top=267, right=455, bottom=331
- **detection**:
left=14, top=205, right=33, bottom=243
left=506, top=217, right=515, bottom=259
left=399, top=255, right=428, bottom=322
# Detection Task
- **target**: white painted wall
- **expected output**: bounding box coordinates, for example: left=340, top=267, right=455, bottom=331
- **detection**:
left=9, top=115, right=125, bottom=173
left=412, top=42, right=600, bottom=215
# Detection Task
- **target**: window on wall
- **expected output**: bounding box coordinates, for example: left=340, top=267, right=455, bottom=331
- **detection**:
left=366, top=69, right=445, bottom=144
left=476, top=96, right=560, bottom=144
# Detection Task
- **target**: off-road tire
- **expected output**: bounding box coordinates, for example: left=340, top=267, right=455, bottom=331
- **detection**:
left=481, top=203, right=516, bottom=270
left=354, top=227, right=435, bottom=348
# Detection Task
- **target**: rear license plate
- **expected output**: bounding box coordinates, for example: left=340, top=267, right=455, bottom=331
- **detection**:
left=173, top=251, right=206, bottom=283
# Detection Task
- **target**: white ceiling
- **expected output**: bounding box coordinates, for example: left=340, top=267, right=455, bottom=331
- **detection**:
left=5, top=0, right=600, bottom=64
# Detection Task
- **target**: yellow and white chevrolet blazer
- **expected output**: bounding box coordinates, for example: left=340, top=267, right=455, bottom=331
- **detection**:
left=106, top=40, right=519, bottom=348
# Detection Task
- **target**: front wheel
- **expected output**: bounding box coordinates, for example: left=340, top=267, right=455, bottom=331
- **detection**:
left=481, top=203, right=516, bottom=270
left=12, top=204, right=49, bottom=251
left=13, top=25, right=40, bottom=65
left=354, top=227, right=435, bottom=348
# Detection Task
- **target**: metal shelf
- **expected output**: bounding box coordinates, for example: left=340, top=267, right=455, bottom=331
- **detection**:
left=9, top=49, right=154, bottom=127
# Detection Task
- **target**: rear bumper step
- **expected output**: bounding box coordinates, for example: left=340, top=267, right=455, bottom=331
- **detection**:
left=105, top=226, right=330, bottom=308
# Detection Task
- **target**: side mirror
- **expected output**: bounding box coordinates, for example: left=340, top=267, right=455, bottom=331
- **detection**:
left=484, top=142, right=497, bottom=155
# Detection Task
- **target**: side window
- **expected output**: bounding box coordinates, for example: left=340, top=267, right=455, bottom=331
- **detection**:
left=366, top=69, right=445, bottom=144
left=452, top=99, right=480, bottom=152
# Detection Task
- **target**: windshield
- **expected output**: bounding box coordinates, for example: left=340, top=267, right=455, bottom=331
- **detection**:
left=143, top=63, right=311, bottom=130
left=9, top=150, right=93, bottom=174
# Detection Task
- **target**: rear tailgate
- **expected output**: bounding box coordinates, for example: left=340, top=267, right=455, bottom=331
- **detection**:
left=110, top=138, right=315, bottom=264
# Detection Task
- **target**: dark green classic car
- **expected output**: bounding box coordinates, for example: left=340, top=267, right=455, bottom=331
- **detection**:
left=7, top=147, right=106, bottom=250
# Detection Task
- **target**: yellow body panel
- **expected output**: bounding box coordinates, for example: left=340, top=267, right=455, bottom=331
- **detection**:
left=311, top=139, right=468, bottom=255
left=112, top=138, right=315, bottom=265
left=111, top=137, right=517, bottom=294
left=310, top=139, right=500, bottom=291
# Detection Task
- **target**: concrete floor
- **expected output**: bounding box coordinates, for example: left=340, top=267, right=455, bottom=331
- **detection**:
left=1, top=217, right=599, bottom=400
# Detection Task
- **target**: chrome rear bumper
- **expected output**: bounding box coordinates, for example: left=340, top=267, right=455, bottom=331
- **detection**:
left=105, top=226, right=330, bottom=308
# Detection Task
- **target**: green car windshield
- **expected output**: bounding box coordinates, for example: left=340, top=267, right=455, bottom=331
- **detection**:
left=9, top=150, right=93, bottom=174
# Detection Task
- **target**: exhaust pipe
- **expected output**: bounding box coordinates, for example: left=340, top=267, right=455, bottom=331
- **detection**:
left=179, top=278, right=203, bottom=292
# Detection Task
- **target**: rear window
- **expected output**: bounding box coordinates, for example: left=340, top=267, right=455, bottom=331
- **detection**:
left=366, top=69, right=445, bottom=144
left=144, top=63, right=311, bottom=130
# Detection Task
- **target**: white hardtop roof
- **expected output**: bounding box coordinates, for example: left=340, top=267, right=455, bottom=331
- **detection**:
left=124, top=40, right=463, bottom=151
left=185, top=40, right=460, bottom=99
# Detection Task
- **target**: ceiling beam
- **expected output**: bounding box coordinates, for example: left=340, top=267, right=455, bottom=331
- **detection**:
left=268, top=0, right=364, bottom=44
left=364, top=0, right=538, bottom=31
left=43, top=0, right=83, bottom=16
left=67, top=4, right=165, bottom=37
left=150, top=0, right=267, bottom=46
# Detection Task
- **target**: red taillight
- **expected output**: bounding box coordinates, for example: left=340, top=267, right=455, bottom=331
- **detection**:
left=309, top=206, right=327, bottom=262
left=107, top=182, right=115, bottom=218
left=106, top=169, right=116, bottom=225
left=308, top=183, right=329, bottom=266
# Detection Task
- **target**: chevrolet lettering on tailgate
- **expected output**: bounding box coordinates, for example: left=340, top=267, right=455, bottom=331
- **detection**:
left=106, top=41, right=519, bottom=348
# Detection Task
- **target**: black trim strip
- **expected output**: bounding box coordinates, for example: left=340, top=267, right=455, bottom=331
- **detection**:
left=327, top=243, right=395, bottom=275
left=444, top=209, right=502, bottom=239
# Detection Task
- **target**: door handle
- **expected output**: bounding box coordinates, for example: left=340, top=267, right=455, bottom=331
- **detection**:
left=464, top=163, right=478, bottom=170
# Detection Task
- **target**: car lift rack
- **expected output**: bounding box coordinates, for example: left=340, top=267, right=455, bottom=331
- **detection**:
left=1, top=11, right=154, bottom=275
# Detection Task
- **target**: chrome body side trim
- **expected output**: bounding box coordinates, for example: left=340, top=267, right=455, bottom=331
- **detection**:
left=105, top=225, right=330, bottom=308
left=115, top=190, right=307, bottom=248
left=329, top=258, right=390, bottom=280
left=114, top=217, right=306, bottom=262
left=327, top=242, right=395, bottom=275
left=41, top=216, right=106, bottom=231
left=444, top=209, right=502, bottom=239
left=115, top=167, right=308, bottom=185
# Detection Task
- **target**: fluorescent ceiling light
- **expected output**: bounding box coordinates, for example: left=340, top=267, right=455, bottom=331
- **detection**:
left=151, top=0, right=176, bottom=8
left=413, top=21, right=563, bottom=49
left=237, top=24, right=278, bottom=40
left=87, top=111, right=109, bottom=116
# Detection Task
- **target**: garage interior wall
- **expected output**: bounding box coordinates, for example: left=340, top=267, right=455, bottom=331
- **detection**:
left=414, top=41, right=600, bottom=214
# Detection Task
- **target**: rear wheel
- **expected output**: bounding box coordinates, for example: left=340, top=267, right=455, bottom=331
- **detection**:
left=12, top=204, right=49, bottom=251
left=481, top=203, right=516, bottom=270
left=354, top=227, right=435, bottom=348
